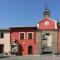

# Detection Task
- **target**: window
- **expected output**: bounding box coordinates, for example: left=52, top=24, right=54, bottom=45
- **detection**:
left=0, top=33, right=4, bottom=38
left=20, top=33, right=24, bottom=40
left=28, top=33, right=33, bottom=39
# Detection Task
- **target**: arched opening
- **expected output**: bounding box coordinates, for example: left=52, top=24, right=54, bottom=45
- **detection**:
left=41, top=33, right=53, bottom=54
left=28, top=46, right=33, bottom=55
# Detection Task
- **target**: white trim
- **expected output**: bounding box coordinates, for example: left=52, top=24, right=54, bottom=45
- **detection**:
left=47, top=18, right=57, bottom=22
left=55, top=21, right=57, bottom=29
left=39, top=17, right=57, bottom=23
left=27, top=32, right=34, bottom=40
left=19, top=32, right=25, bottom=40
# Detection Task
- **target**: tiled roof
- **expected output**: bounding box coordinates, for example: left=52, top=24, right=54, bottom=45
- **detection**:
left=10, top=27, right=37, bottom=31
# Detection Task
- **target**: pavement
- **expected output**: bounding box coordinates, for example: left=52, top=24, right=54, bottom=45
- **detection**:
left=0, top=55, right=60, bottom=60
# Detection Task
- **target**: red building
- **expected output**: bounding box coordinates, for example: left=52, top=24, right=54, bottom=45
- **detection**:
left=37, top=17, right=58, bottom=54
left=10, top=27, right=37, bottom=55
left=38, top=18, right=57, bottom=30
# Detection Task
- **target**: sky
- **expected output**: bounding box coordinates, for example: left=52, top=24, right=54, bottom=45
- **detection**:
left=0, top=0, right=60, bottom=28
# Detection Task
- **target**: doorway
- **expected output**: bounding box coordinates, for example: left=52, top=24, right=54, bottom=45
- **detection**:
left=0, top=44, right=4, bottom=53
left=28, top=46, right=32, bottom=55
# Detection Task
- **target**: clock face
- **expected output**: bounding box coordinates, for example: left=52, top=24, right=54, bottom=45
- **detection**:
left=44, top=21, right=49, bottom=26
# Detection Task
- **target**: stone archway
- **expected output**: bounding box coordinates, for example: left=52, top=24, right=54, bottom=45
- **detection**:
left=41, top=33, right=53, bottom=54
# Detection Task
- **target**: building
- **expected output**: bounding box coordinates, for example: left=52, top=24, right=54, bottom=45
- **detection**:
left=0, top=28, right=11, bottom=55
left=10, top=5, right=60, bottom=55
left=10, top=27, right=37, bottom=55
left=36, top=17, right=58, bottom=54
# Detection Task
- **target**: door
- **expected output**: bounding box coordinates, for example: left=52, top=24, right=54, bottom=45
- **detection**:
left=0, top=45, right=4, bottom=53
left=28, top=46, right=32, bottom=55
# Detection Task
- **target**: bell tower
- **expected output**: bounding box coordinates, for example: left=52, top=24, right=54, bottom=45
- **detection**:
left=43, top=0, right=50, bottom=18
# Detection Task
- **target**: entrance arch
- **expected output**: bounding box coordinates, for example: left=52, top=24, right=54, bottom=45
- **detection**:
left=42, top=33, right=53, bottom=54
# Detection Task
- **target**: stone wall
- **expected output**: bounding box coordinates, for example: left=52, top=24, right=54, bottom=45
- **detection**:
left=36, top=30, right=58, bottom=54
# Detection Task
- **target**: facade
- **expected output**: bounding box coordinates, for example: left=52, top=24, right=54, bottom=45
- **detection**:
left=36, top=18, right=58, bottom=54
left=10, top=27, right=37, bottom=55
left=0, top=29, right=11, bottom=55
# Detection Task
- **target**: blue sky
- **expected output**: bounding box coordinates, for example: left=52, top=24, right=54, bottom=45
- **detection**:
left=0, top=0, right=60, bottom=28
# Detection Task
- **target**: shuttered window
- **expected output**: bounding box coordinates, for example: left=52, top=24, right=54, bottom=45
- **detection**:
left=20, top=33, right=24, bottom=40
left=28, top=33, right=32, bottom=39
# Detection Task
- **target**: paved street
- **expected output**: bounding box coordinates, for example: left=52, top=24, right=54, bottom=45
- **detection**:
left=0, top=55, right=60, bottom=60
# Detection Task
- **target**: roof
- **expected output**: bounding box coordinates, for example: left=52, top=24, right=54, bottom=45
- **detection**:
left=0, top=28, right=10, bottom=32
left=39, top=17, right=57, bottom=23
left=0, top=28, right=10, bottom=31
left=10, top=27, right=37, bottom=31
